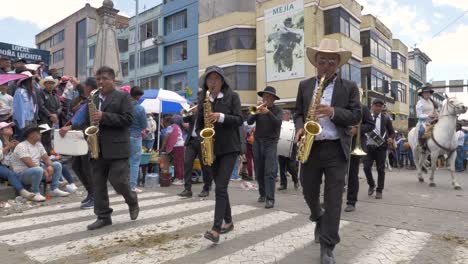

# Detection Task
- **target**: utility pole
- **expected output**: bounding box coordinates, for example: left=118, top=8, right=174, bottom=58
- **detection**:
left=134, top=0, right=139, bottom=86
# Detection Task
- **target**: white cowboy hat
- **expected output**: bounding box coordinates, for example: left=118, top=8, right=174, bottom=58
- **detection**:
left=306, top=38, right=352, bottom=68
left=38, top=123, right=52, bottom=133
left=39, top=76, right=59, bottom=88
left=25, top=64, right=41, bottom=71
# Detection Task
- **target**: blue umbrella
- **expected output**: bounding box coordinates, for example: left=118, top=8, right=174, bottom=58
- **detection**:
left=138, top=89, right=189, bottom=114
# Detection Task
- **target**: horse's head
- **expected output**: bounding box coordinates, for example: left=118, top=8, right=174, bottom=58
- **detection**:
left=444, top=96, right=467, bottom=115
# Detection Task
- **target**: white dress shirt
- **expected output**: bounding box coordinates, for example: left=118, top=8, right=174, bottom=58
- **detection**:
left=314, top=78, right=339, bottom=141
left=367, top=113, right=384, bottom=146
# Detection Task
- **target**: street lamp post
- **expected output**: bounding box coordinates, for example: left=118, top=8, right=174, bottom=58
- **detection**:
left=134, top=0, right=139, bottom=86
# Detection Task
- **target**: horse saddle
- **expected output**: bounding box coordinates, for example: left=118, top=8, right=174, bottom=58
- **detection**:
left=422, top=120, right=438, bottom=140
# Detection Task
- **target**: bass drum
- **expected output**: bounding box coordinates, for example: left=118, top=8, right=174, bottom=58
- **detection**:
left=277, top=121, right=296, bottom=158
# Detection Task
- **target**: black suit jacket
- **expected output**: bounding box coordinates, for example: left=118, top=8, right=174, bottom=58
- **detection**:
left=72, top=89, right=133, bottom=159
left=352, top=105, right=375, bottom=152
left=183, top=113, right=198, bottom=145
left=294, top=76, right=362, bottom=161
left=196, top=87, right=243, bottom=156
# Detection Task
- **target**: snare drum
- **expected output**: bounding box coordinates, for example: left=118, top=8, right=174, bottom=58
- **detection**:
left=277, top=121, right=295, bottom=158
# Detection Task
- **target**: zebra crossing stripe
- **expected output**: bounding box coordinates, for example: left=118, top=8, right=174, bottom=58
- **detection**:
left=205, top=221, right=349, bottom=264
left=348, top=228, right=431, bottom=264
left=452, top=246, right=468, bottom=264
left=90, top=211, right=298, bottom=264
left=2, top=192, right=165, bottom=218
left=0, top=196, right=186, bottom=245
left=25, top=205, right=256, bottom=263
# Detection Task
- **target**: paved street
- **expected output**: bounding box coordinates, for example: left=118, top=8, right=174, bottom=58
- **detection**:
left=0, top=167, right=467, bottom=264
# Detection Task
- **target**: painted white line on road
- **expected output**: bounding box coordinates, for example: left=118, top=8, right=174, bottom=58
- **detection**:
left=349, top=229, right=431, bottom=264
left=0, top=193, right=170, bottom=231
left=0, top=196, right=186, bottom=245
left=452, top=246, right=468, bottom=264
left=205, top=221, right=349, bottom=264
left=2, top=192, right=165, bottom=218
left=91, top=211, right=298, bottom=264
left=25, top=205, right=256, bottom=263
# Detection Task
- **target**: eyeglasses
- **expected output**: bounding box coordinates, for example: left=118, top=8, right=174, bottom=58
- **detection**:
left=317, top=58, right=338, bottom=67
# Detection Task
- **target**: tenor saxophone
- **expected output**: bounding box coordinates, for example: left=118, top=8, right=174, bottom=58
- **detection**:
left=200, top=90, right=215, bottom=166
left=84, top=88, right=101, bottom=159
left=296, top=76, right=326, bottom=163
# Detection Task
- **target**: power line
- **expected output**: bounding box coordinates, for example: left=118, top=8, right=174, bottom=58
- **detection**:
left=431, top=9, right=468, bottom=39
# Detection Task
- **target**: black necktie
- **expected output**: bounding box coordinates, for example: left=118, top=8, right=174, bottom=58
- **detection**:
left=373, top=114, right=378, bottom=121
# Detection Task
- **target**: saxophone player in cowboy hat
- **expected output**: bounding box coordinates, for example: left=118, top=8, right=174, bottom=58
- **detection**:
left=294, top=38, right=361, bottom=264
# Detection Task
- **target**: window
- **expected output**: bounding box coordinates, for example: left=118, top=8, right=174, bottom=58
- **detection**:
left=118, top=39, right=129, bottom=53
left=52, top=30, right=65, bottom=45
left=140, top=20, right=158, bottom=41
left=208, top=28, right=256, bottom=54
left=361, top=67, right=391, bottom=94
left=121, top=62, right=128, bottom=77
left=140, top=47, right=158, bottom=67
left=165, top=10, right=187, bottom=35
left=392, top=52, right=406, bottom=72
left=76, top=19, right=87, bottom=78
left=223, top=65, right=256, bottom=91
left=324, top=8, right=360, bottom=42
left=39, top=39, right=52, bottom=50
left=89, top=45, right=95, bottom=60
left=392, top=82, right=407, bottom=103
left=88, top=68, right=93, bottom=77
left=340, top=58, right=361, bottom=87
left=140, top=75, right=159, bottom=89
left=369, top=37, right=391, bottom=66
left=52, top=49, right=64, bottom=63
left=165, top=41, right=187, bottom=65
left=129, top=54, right=135, bottom=70
left=165, top=72, right=187, bottom=92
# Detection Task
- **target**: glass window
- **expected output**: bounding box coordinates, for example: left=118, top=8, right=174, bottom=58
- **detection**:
left=121, top=62, right=128, bottom=77
left=129, top=54, right=135, bottom=70
left=165, top=72, right=187, bottom=92
left=140, top=47, right=158, bottom=67
left=51, top=30, right=65, bottom=46
left=89, top=45, right=95, bottom=60
left=340, top=17, right=349, bottom=37
left=208, top=28, right=256, bottom=54
left=324, top=8, right=360, bottom=42
left=223, top=65, right=256, bottom=91
left=140, top=75, right=159, bottom=89
left=118, top=39, right=129, bottom=53
left=350, top=19, right=360, bottom=42
left=76, top=19, right=87, bottom=77
left=165, top=41, right=187, bottom=65
left=140, top=20, right=158, bottom=41
left=340, top=59, right=361, bottom=87
left=165, top=10, right=187, bottom=35
left=52, top=49, right=64, bottom=63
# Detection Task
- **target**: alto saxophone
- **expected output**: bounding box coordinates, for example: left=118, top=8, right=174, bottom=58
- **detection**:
left=84, top=88, right=101, bottom=159
left=200, top=90, right=215, bottom=166
left=296, top=76, right=326, bottom=163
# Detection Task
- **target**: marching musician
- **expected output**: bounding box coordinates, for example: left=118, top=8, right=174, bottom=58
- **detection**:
left=363, top=98, right=395, bottom=200
left=345, top=103, right=375, bottom=212
left=60, top=66, right=139, bottom=230
left=178, top=88, right=213, bottom=198
left=294, top=39, right=361, bottom=263
left=416, top=84, right=438, bottom=151
left=247, top=86, right=282, bottom=209
left=278, top=109, right=299, bottom=191
left=198, top=66, right=243, bottom=243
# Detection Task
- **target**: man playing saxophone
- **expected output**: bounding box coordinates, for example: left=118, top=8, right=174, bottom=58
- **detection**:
left=294, top=39, right=361, bottom=264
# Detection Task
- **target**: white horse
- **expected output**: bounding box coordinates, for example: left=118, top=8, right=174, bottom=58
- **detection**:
left=408, top=96, right=467, bottom=190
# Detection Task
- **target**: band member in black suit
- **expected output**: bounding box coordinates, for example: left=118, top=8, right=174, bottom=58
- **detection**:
left=178, top=89, right=213, bottom=198
left=60, top=66, right=139, bottom=230
left=198, top=66, right=243, bottom=243
left=247, top=86, right=282, bottom=209
left=294, top=39, right=362, bottom=264
left=344, top=104, right=375, bottom=212
left=363, top=98, right=395, bottom=200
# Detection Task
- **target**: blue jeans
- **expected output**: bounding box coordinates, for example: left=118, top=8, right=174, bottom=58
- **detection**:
left=142, top=139, right=154, bottom=150
left=0, top=164, right=24, bottom=191
left=129, top=136, right=143, bottom=189
left=230, top=156, right=240, bottom=180
left=456, top=146, right=465, bottom=171
left=18, top=162, right=62, bottom=193
left=61, top=165, right=74, bottom=183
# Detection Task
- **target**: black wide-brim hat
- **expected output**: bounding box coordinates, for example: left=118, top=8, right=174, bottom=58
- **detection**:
left=23, top=126, right=46, bottom=138
left=257, top=86, right=280, bottom=100
left=198, top=65, right=231, bottom=90
left=417, top=83, right=434, bottom=96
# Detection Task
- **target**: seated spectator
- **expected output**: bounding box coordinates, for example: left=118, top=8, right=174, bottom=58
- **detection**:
left=0, top=122, right=35, bottom=200
left=0, top=82, right=13, bottom=122
left=11, top=126, right=70, bottom=200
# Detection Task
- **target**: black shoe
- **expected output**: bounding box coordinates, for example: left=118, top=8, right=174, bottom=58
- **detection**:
left=178, top=189, right=193, bottom=198
left=220, top=223, right=234, bottom=234
left=265, top=200, right=274, bottom=209
left=81, top=193, right=92, bottom=204
left=320, top=243, right=336, bottom=264
left=129, top=205, right=139, bottom=220
left=368, top=186, right=375, bottom=196
left=344, top=204, right=355, bottom=212
left=375, top=192, right=383, bottom=199
left=198, top=190, right=209, bottom=197
left=257, top=196, right=265, bottom=203
left=294, top=182, right=299, bottom=190
left=204, top=230, right=220, bottom=243
left=314, top=222, right=320, bottom=243
left=277, top=185, right=287, bottom=191
left=80, top=198, right=94, bottom=209
left=87, top=218, right=112, bottom=230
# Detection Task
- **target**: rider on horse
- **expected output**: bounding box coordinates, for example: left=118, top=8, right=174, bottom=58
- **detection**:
left=416, top=84, right=438, bottom=151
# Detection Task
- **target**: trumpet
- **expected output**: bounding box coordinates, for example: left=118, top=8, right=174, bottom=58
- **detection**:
left=351, top=125, right=367, bottom=156
left=248, top=103, right=266, bottom=115
left=180, top=105, right=197, bottom=117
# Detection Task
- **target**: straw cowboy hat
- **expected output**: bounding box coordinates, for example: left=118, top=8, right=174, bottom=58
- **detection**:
left=306, top=38, right=352, bottom=68
left=39, top=76, right=59, bottom=88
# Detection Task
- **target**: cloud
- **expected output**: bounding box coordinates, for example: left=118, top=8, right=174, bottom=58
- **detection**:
left=419, top=24, right=468, bottom=64
left=432, top=0, right=468, bottom=10
left=434, top=12, right=444, bottom=19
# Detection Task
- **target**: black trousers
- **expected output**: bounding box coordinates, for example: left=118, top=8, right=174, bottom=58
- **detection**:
left=301, top=140, right=346, bottom=246
left=72, top=154, right=93, bottom=197
left=212, top=152, right=238, bottom=233
left=183, top=138, right=212, bottom=192
left=346, top=155, right=361, bottom=206
left=278, top=155, right=298, bottom=188
left=91, top=158, right=138, bottom=219
left=363, top=146, right=387, bottom=193
left=253, top=140, right=278, bottom=201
